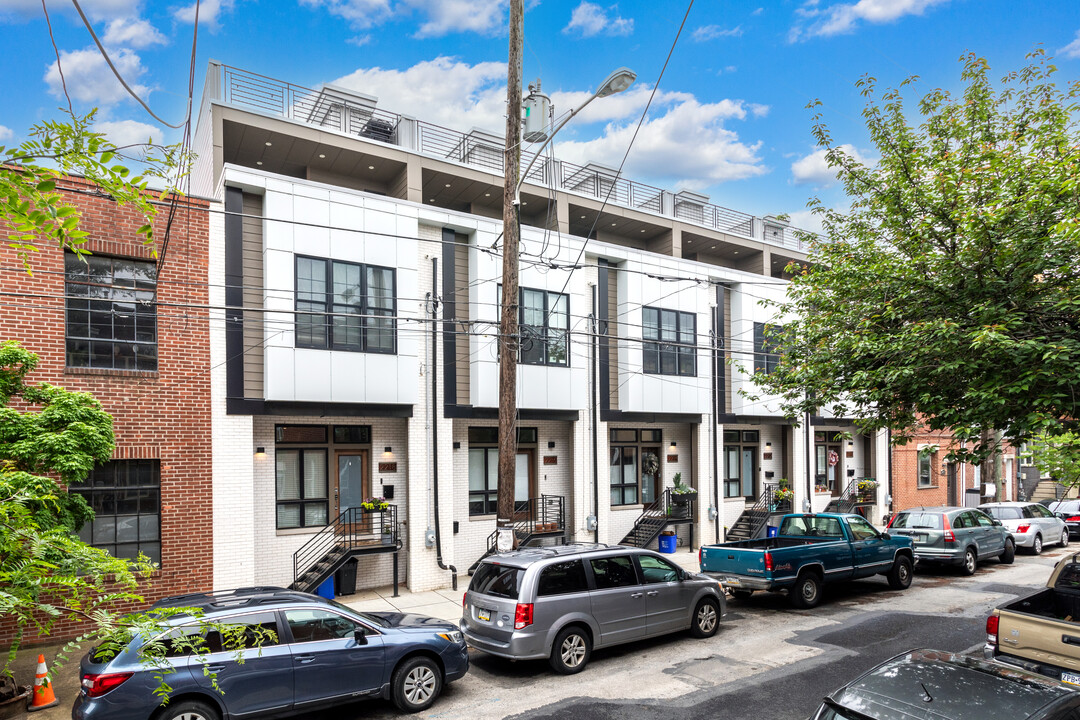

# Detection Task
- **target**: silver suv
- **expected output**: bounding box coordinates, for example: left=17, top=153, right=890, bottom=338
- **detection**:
left=460, top=544, right=724, bottom=674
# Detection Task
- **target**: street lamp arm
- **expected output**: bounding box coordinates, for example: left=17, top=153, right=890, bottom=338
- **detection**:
left=515, top=94, right=600, bottom=205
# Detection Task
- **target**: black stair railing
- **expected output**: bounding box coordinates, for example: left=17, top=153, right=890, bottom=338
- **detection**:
left=468, top=495, right=566, bottom=574
left=292, top=505, right=399, bottom=586
left=734, top=486, right=773, bottom=538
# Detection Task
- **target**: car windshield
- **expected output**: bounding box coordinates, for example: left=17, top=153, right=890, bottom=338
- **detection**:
left=469, top=563, right=525, bottom=599
left=983, top=507, right=1021, bottom=521
left=891, top=512, right=943, bottom=530
left=325, top=598, right=391, bottom=628
left=814, top=701, right=863, bottom=720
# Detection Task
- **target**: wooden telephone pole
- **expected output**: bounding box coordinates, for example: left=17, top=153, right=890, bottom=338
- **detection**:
left=497, top=0, right=524, bottom=530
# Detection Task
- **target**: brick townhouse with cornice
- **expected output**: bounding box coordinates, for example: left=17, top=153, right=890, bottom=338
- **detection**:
left=0, top=175, right=215, bottom=643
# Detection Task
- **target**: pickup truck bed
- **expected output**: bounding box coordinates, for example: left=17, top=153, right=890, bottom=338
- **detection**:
left=987, top=553, right=1080, bottom=684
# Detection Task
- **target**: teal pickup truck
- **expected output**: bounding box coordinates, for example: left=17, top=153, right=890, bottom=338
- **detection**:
left=699, top=513, right=915, bottom=608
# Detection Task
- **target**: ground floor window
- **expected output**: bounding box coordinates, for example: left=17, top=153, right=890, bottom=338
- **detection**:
left=609, top=429, right=662, bottom=506
left=276, top=449, right=329, bottom=529
left=70, top=459, right=161, bottom=564
left=467, top=427, right=537, bottom=516
left=274, top=424, right=375, bottom=529
left=723, top=430, right=758, bottom=499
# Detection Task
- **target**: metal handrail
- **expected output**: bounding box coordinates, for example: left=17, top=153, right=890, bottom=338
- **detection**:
left=292, top=505, right=399, bottom=585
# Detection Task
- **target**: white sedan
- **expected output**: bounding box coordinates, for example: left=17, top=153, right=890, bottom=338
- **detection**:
left=979, top=501, right=1069, bottom=554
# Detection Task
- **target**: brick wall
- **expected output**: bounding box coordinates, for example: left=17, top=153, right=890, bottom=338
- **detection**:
left=0, top=176, right=213, bottom=643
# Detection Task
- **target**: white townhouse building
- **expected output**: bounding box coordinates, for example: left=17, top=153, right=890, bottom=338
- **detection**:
left=194, top=63, right=890, bottom=594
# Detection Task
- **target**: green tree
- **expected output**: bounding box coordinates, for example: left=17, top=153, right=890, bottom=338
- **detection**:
left=755, top=51, right=1080, bottom=491
left=0, top=342, right=263, bottom=702
left=1, top=108, right=188, bottom=271
left=1025, top=431, right=1080, bottom=489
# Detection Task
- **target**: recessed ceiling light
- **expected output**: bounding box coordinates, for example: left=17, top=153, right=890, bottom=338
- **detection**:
left=265, top=141, right=272, bottom=146
left=640, top=229, right=646, bottom=233
left=256, top=161, right=263, bottom=166
left=710, top=245, right=716, bottom=249
left=733, top=251, right=739, bottom=254
left=580, top=215, right=586, bottom=219
left=368, top=165, right=375, bottom=170
left=484, top=192, right=491, bottom=197
left=318, top=153, right=326, bottom=159
left=445, top=183, right=451, bottom=188
left=429, top=198, right=435, bottom=202
left=611, top=222, right=617, bottom=227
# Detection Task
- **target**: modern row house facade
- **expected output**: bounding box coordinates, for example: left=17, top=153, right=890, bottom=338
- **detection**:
left=189, top=61, right=891, bottom=594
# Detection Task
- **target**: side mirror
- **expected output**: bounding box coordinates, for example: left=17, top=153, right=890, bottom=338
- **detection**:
left=992, top=519, right=1002, bottom=526
left=354, top=628, right=368, bottom=646
left=880, top=532, right=890, bottom=540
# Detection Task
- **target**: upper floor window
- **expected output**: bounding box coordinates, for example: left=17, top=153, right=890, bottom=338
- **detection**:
left=642, top=307, right=696, bottom=377
left=65, top=254, right=157, bottom=371
left=295, top=256, right=395, bottom=354
left=754, top=322, right=782, bottom=375
left=499, top=287, right=569, bottom=367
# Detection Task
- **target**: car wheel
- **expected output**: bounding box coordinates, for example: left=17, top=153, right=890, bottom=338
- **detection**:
left=690, top=597, right=720, bottom=638
left=391, top=656, right=443, bottom=713
left=1062, top=529, right=1070, bottom=548
left=887, top=556, right=913, bottom=590
left=549, top=625, right=592, bottom=675
left=155, top=700, right=220, bottom=720
left=1001, top=539, right=1015, bottom=564
left=790, top=571, right=823, bottom=609
left=1032, top=534, right=1043, bottom=555
left=731, top=589, right=754, bottom=601
left=961, top=548, right=978, bottom=576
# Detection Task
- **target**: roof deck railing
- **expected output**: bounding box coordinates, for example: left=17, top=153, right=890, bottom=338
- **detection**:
left=214, top=63, right=820, bottom=253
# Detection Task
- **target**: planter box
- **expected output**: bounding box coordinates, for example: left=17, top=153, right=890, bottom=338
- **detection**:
left=672, top=491, right=697, bottom=504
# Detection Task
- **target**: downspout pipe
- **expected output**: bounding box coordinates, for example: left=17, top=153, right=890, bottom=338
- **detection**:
left=430, top=258, right=457, bottom=590
left=712, top=298, right=720, bottom=544
left=591, top=285, right=599, bottom=544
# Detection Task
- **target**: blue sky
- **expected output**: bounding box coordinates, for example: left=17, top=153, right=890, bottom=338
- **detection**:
left=2, top=0, right=1078, bottom=231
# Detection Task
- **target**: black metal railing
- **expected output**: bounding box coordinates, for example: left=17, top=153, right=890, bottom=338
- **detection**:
left=830, top=479, right=878, bottom=514
left=292, top=505, right=399, bottom=586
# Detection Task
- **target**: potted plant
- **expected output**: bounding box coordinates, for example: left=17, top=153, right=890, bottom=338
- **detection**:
left=814, top=484, right=831, bottom=494
left=671, top=473, right=697, bottom=502
left=361, top=497, right=389, bottom=512
left=857, top=479, right=878, bottom=502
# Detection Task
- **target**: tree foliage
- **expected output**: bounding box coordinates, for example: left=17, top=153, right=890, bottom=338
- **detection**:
left=1025, top=431, right=1080, bottom=488
left=0, top=108, right=188, bottom=271
left=756, top=51, right=1080, bottom=463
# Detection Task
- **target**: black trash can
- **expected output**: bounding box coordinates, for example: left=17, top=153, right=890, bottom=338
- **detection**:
left=334, top=559, right=357, bottom=596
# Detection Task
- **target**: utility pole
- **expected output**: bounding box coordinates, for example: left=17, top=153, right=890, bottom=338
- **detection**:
left=497, top=0, right=524, bottom=531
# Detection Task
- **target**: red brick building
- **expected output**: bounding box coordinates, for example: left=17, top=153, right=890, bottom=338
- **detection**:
left=890, top=423, right=1019, bottom=513
left=0, top=175, right=214, bottom=640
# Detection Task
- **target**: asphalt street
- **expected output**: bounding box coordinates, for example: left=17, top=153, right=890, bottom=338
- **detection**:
left=317, top=544, right=1074, bottom=720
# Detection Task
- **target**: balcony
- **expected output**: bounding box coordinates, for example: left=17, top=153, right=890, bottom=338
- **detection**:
left=208, top=63, right=820, bottom=254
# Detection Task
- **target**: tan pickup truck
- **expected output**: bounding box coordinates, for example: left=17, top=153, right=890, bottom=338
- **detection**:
left=986, top=552, right=1080, bottom=685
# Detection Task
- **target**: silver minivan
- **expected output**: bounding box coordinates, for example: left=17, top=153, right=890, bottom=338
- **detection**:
left=461, top=544, right=724, bottom=674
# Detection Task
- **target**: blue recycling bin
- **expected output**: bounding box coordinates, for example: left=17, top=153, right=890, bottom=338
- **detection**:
left=767, top=526, right=778, bottom=538
left=315, top=575, right=335, bottom=600
left=658, top=533, right=677, bottom=553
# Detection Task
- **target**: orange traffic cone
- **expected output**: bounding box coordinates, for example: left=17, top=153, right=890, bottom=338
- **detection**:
left=27, top=654, right=58, bottom=712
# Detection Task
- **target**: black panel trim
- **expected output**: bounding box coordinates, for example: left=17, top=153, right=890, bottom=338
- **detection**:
left=600, top=409, right=701, bottom=424
left=443, top=405, right=579, bottom=422
left=442, top=228, right=457, bottom=411
left=227, top=398, right=413, bottom=417
left=224, top=186, right=245, bottom=402
left=598, top=259, right=611, bottom=412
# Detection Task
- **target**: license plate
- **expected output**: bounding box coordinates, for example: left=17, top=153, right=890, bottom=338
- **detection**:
left=1061, top=671, right=1080, bottom=687
left=725, top=577, right=742, bottom=587
left=477, top=608, right=491, bottom=622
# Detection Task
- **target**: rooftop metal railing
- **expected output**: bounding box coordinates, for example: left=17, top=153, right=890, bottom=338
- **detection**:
left=213, top=63, right=821, bottom=250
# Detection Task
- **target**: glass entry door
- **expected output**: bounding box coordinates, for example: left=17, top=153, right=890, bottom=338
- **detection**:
left=816, top=444, right=842, bottom=495
left=741, top=448, right=756, bottom=499
left=513, top=449, right=536, bottom=519
left=336, top=451, right=370, bottom=520
left=641, top=447, right=660, bottom=505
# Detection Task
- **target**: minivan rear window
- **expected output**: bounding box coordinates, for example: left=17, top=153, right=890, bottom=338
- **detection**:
left=891, top=512, right=943, bottom=530
left=470, top=563, right=524, bottom=599
left=538, top=560, right=588, bottom=596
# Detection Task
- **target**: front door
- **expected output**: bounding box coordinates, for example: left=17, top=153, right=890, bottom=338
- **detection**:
left=741, top=448, right=756, bottom=500
left=641, top=446, right=660, bottom=505
left=513, top=449, right=536, bottom=520
left=817, top=444, right=843, bottom=496
left=336, top=451, right=370, bottom=529
left=947, top=463, right=958, bottom=506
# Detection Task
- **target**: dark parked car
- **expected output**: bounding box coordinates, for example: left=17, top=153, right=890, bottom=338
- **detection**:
left=888, top=506, right=1014, bottom=575
left=810, top=649, right=1080, bottom=720
left=463, top=544, right=723, bottom=674
left=72, top=587, right=469, bottom=720
left=1048, top=500, right=1080, bottom=540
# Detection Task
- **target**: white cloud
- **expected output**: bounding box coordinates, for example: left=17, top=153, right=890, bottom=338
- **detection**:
left=347, top=34, right=372, bottom=46
left=297, top=0, right=393, bottom=30
left=44, top=47, right=150, bottom=106
left=748, top=103, right=769, bottom=117
left=563, top=2, right=633, bottom=38
left=94, top=119, right=161, bottom=148
left=785, top=209, right=825, bottom=235
left=173, top=0, right=235, bottom=30
left=408, top=0, right=507, bottom=37
left=693, top=24, right=742, bottom=41
left=1, top=0, right=139, bottom=21
left=791, top=0, right=949, bottom=40
left=0, top=125, right=12, bottom=142
left=328, top=57, right=508, bottom=131
left=1061, top=30, right=1080, bottom=59
left=554, top=98, right=766, bottom=185
left=790, top=144, right=872, bottom=186
left=102, top=17, right=168, bottom=48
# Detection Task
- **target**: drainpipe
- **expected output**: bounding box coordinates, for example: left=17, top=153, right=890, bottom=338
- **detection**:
left=804, top=410, right=813, bottom=511
left=887, top=428, right=894, bottom=522
left=590, top=285, right=599, bottom=544
left=429, top=258, right=457, bottom=590
left=712, top=300, right=720, bottom=544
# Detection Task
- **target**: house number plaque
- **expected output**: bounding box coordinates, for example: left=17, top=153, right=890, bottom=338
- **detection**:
left=378, top=462, right=398, bottom=473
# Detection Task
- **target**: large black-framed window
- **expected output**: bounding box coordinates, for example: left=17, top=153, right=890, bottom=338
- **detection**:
left=753, top=322, right=782, bottom=375
left=65, top=254, right=157, bottom=371
left=70, top=460, right=160, bottom=564
left=723, top=430, right=759, bottom=498
left=467, top=426, right=538, bottom=516
left=275, top=449, right=329, bottom=529
left=499, top=286, right=569, bottom=367
left=295, top=256, right=396, bottom=354
left=609, top=428, right=663, bottom=506
left=642, top=307, right=696, bottom=376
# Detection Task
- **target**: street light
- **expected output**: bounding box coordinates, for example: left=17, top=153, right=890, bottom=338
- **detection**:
left=515, top=67, right=636, bottom=204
